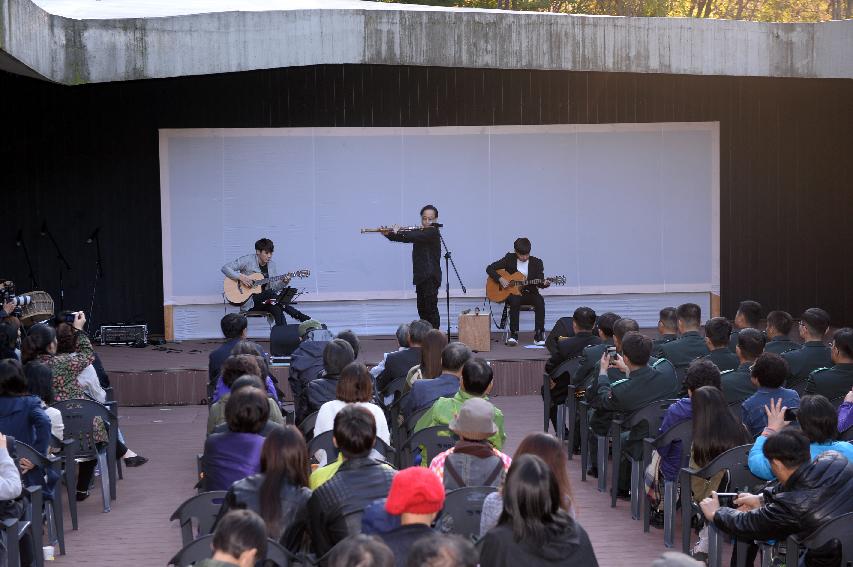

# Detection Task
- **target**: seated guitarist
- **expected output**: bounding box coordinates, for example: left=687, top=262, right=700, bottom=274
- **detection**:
left=486, top=237, right=549, bottom=346
left=221, top=237, right=310, bottom=325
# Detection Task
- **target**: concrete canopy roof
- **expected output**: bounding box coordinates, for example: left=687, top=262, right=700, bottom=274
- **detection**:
left=2, top=0, right=852, bottom=85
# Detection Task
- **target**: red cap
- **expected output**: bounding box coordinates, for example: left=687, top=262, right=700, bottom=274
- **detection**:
left=385, top=467, right=445, bottom=515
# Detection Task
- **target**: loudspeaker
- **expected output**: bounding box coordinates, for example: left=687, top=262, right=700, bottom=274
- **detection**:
left=270, top=323, right=301, bottom=356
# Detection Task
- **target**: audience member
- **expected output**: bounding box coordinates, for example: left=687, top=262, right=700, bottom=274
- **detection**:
left=416, top=358, right=505, bottom=449
left=428, top=397, right=511, bottom=489
left=741, top=352, right=800, bottom=437
left=314, top=362, right=390, bottom=463
left=653, top=303, right=710, bottom=370
left=405, top=329, right=447, bottom=390
left=720, top=328, right=765, bottom=404
left=370, top=324, right=410, bottom=379
left=196, top=509, right=267, bottom=567
left=839, top=386, right=853, bottom=432
left=480, top=432, right=574, bottom=537
left=700, top=317, right=739, bottom=372
left=406, top=534, right=478, bottom=567
left=572, top=312, right=620, bottom=390
left=479, top=454, right=598, bottom=567
left=217, top=425, right=311, bottom=551
left=0, top=434, right=21, bottom=501
left=213, top=350, right=277, bottom=403
left=782, top=308, right=832, bottom=394
left=289, top=319, right=333, bottom=423
left=544, top=307, right=601, bottom=430
left=0, top=321, right=18, bottom=361
left=208, top=375, right=284, bottom=435
left=589, top=332, right=679, bottom=483
left=225, top=340, right=277, bottom=397
left=336, top=329, right=361, bottom=360
left=763, top=310, right=799, bottom=354
left=327, top=535, right=394, bottom=567
left=209, top=313, right=248, bottom=386
left=379, top=467, right=445, bottom=567
left=749, top=395, right=853, bottom=480
left=582, top=317, right=640, bottom=401
left=306, top=339, right=356, bottom=414
left=653, top=307, right=679, bottom=348
left=728, top=300, right=763, bottom=352
left=805, top=327, right=853, bottom=401
left=23, top=361, right=63, bottom=442
left=55, top=322, right=108, bottom=402
left=402, top=342, right=471, bottom=420
left=544, top=313, right=577, bottom=357
left=307, top=406, right=396, bottom=555
left=203, top=387, right=269, bottom=491
left=700, top=429, right=853, bottom=567
left=377, top=319, right=432, bottom=393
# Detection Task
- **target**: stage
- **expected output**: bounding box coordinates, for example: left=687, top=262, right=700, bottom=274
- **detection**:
left=98, top=332, right=552, bottom=406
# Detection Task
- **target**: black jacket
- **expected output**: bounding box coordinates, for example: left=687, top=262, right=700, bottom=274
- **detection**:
left=376, top=347, right=421, bottom=393
left=289, top=340, right=329, bottom=423
left=379, top=524, right=436, bottom=567
left=385, top=227, right=441, bottom=285
left=713, top=451, right=853, bottom=566
left=307, top=372, right=340, bottom=414
left=487, top=253, right=545, bottom=295
left=308, top=457, right=396, bottom=556
left=218, top=473, right=311, bottom=551
left=208, top=338, right=241, bottom=384
left=479, top=516, right=598, bottom=567
left=546, top=332, right=602, bottom=404
left=545, top=316, right=575, bottom=356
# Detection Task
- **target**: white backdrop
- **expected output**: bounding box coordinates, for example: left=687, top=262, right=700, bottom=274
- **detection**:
left=160, top=123, right=719, bottom=340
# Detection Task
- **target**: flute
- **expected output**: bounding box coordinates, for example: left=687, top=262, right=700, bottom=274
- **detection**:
left=360, top=226, right=423, bottom=233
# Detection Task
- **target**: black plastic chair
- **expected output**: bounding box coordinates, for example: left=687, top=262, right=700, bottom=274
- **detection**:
left=1, top=485, right=44, bottom=567
left=52, top=398, right=119, bottom=527
left=435, top=486, right=497, bottom=541
left=380, top=375, right=409, bottom=409
left=548, top=356, right=583, bottom=436
left=840, top=423, right=853, bottom=441
left=298, top=411, right=319, bottom=441
left=14, top=440, right=65, bottom=556
left=579, top=400, right=591, bottom=482
left=399, top=426, right=458, bottom=469
left=168, top=533, right=298, bottom=566
left=170, top=491, right=227, bottom=546
left=560, top=384, right=580, bottom=459
left=386, top=392, right=408, bottom=447
left=678, top=444, right=762, bottom=562
left=308, top=431, right=395, bottom=467
left=783, top=511, right=853, bottom=567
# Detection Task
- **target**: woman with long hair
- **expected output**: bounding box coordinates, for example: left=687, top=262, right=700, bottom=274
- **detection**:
left=479, top=454, right=597, bottom=566
left=218, top=425, right=312, bottom=551
left=23, top=361, right=63, bottom=443
left=479, top=432, right=575, bottom=537
left=405, top=329, right=447, bottom=390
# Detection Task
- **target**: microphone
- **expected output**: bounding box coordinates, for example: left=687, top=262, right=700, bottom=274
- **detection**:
left=40, top=222, right=47, bottom=237
left=15, top=229, right=22, bottom=247
left=430, top=222, right=444, bottom=228
left=86, top=227, right=100, bottom=244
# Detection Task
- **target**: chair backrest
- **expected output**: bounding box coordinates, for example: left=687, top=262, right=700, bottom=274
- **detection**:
left=840, top=424, right=853, bottom=442
left=621, top=399, right=673, bottom=431
left=435, top=486, right=497, bottom=540
left=382, top=375, right=409, bottom=404
left=298, top=411, right=319, bottom=438
left=688, top=444, right=761, bottom=490
left=404, top=406, right=430, bottom=436
left=649, top=420, right=693, bottom=468
left=308, top=430, right=339, bottom=465
left=400, top=426, right=459, bottom=469
left=548, top=356, right=582, bottom=380
left=792, top=511, right=853, bottom=566
left=169, top=534, right=295, bottom=567
left=13, top=440, right=53, bottom=469
left=52, top=398, right=114, bottom=458
left=170, top=491, right=228, bottom=546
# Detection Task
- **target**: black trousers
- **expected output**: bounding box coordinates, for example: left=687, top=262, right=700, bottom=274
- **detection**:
left=415, top=279, right=441, bottom=329
left=506, top=291, right=545, bottom=334
left=251, top=290, right=310, bottom=326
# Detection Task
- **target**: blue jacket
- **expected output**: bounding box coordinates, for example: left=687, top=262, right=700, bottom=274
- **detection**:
left=748, top=434, right=853, bottom=480
left=402, top=374, right=460, bottom=420
left=0, top=396, right=51, bottom=455
left=742, top=387, right=800, bottom=437
left=657, top=398, right=693, bottom=481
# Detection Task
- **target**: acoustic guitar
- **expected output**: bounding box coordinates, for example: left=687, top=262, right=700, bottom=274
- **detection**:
left=223, top=269, right=311, bottom=305
left=485, top=269, right=566, bottom=303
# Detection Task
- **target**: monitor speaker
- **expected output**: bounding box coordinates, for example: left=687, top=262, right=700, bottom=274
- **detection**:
left=270, top=323, right=301, bottom=356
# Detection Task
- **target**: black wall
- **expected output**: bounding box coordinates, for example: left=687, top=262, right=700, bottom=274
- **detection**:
left=2, top=65, right=852, bottom=333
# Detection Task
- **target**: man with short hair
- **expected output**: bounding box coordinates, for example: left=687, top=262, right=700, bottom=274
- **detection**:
left=729, top=300, right=763, bottom=352
left=700, top=317, right=739, bottom=372
left=741, top=352, right=800, bottom=436
left=700, top=428, right=853, bottom=567
left=221, top=237, right=310, bottom=325
left=308, top=406, right=396, bottom=555
left=653, top=307, right=679, bottom=348
left=307, top=339, right=356, bottom=413
left=486, top=237, right=550, bottom=346
left=379, top=467, right=445, bottom=567
left=782, top=308, right=832, bottom=394
left=197, top=509, right=268, bottom=567
left=403, top=341, right=471, bottom=420
left=805, top=327, right=853, bottom=401
left=209, top=313, right=248, bottom=384
left=573, top=312, right=620, bottom=391
left=370, top=324, right=410, bottom=379
left=764, top=310, right=799, bottom=354
left=377, top=319, right=432, bottom=394
left=415, top=357, right=505, bottom=449
left=653, top=303, right=710, bottom=370
left=720, top=328, right=766, bottom=404
left=582, top=318, right=641, bottom=401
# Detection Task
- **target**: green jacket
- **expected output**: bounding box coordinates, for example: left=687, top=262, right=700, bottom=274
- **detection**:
left=720, top=362, right=757, bottom=404
left=805, top=363, right=853, bottom=401
left=414, top=390, right=506, bottom=450
left=653, top=331, right=709, bottom=369
left=782, top=342, right=832, bottom=394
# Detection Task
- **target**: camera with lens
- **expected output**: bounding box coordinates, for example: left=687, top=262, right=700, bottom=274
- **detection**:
left=1, top=281, right=32, bottom=317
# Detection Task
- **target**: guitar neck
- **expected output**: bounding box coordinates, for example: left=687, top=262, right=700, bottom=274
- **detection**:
left=256, top=273, right=296, bottom=286
left=513, top=278, right=548, bottom=287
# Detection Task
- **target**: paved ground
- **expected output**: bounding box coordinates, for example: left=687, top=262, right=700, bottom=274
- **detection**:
left=51, top=396, right=679, bottom=566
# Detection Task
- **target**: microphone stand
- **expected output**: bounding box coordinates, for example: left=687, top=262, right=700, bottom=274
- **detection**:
left=87, top=228, right=104, bottom=333
left=15, top=230, right=39, bottom=289
left=437, top=228, right=466, bottom=341
left=41, top=223, right=72, bottom=311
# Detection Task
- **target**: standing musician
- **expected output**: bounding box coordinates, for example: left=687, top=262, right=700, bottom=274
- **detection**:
left=381, top=205, right=442, bottom=329
left=221, top=238, right=310, bottom=326
left=487, top=237, right=549, bottom=346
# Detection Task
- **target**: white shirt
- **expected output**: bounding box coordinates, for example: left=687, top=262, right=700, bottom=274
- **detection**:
left=0, top=447, right=22, bottom=501
left=516, top=259, right=529, bottom=277
left=77, top=364, right=107, bottom=403
left=313, top=400, right=391, bottom=466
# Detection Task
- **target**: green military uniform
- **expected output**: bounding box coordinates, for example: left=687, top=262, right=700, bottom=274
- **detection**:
left=764, top=335, right=800, bottom=355
left=653, top=331, right=709, bottom=370
left=805, top=363, right=853, bottom=401
left=729, top=328, right=767, bottom=353
left=700, top=347, right=740, bottom=373
left=782, top=341, right=831, bottom=394
left=574, top=339, right=614, bottom=389
left=652, top=334, right=677, bottom=349
left=720, top=362, right=757, bottom=404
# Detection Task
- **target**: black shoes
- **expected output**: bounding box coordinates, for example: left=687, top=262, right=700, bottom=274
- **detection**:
left=124, top=455, right=149, bottom=467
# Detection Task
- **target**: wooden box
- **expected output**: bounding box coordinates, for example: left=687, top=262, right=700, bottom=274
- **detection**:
left=458, top=309, right=491, bottom=352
